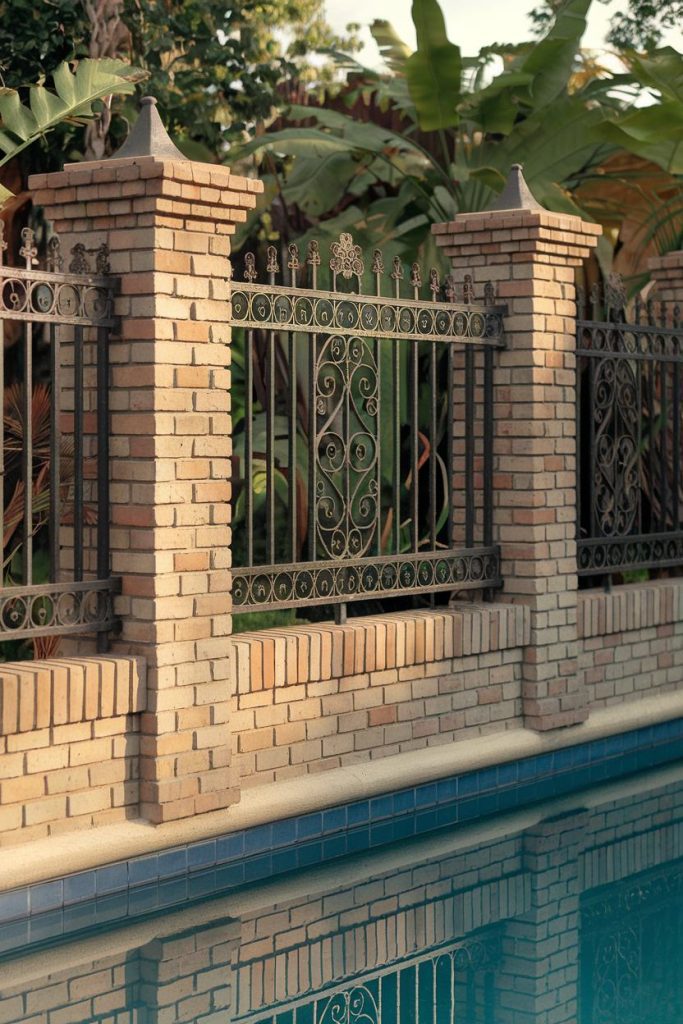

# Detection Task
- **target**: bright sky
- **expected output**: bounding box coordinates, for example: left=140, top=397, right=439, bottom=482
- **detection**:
left=324, top=0, right=683, bottom=65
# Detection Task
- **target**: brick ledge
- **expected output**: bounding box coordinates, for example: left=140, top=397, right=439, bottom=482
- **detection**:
left=578, top=579, right=683, bottom=639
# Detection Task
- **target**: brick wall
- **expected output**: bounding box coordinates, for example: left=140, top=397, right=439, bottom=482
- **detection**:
left=231, top=604, right=529, bottom=787
left=0, top=656, right=145, bottom=845
left=578, top=580, right=683, bottom=708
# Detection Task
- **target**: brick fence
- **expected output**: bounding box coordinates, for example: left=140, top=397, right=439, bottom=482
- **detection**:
left=0, top=108, right=682, bottom=847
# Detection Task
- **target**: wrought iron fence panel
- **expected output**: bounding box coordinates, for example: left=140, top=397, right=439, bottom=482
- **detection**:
left=576, top=274, right=683, bottom=580
left=230, top=235, right=505, bottom=618
left=0, top=226, right=117, bottom=651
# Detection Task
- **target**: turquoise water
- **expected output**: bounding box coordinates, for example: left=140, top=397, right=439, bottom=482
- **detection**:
left=1, top=762, right=682, bottom=1023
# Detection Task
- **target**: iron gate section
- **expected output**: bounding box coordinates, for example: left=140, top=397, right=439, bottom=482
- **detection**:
left=576, top=274, right=683, bottom=579
left=230, top=233, right=505, bottom=615
left=0, top=227, right=118, bottom=648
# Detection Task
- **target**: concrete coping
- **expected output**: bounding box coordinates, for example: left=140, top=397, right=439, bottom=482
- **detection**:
left=1, top=689, right=682, bottom=893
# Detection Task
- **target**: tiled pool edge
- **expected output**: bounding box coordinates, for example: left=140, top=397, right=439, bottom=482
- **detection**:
left=0, top=715, right=682, bottom=949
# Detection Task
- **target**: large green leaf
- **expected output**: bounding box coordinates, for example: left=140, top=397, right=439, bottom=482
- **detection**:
left=370, top=20, right=412, bottom=71
left=521, top=0, right=592, bottom=108
left=0, top=59, right=147, bottom=203
left=405, top=0, right=461, bottom=131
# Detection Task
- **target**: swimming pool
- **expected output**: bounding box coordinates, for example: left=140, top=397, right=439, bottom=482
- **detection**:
left=1, top=759, right=682, bottom=1023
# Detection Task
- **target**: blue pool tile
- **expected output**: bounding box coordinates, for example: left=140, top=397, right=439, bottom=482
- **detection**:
left=188, top=869, right=217, bottom=899
left=370, top=821, right=395, bottom=847
left=128, top=884, right=160, bottom=916
left=415, top=783, right=437, bottom=809
left=323, top=807, right=347, bottom=834
left=244, top=855, right=273, bottom=883
left=322, top=835, right=347, bottom=859
left=95, top=892, right=129, bottom=923
left=415, top=809, right=438, bottom=833
left=0, top=919, right=29, bottom=953
left=297, top=841, right=322, bottom=867
left=63, top=871, right=96, bottom=906
left=0, top=887, right=29, bottom=924
left=29, top=879, right=63, bottom=915
left=370, top=795, right=393, bottom=821
left=437, top=778, right=458, bottom=802
left=497, top=762, right=517, bottom=787
left=129, top=855, right=159, bottom=887
left=63, top=901, right=97, bottom=931
left=244, top=823, right=272, bottom=855
left=436, top=804, right=458, bottom=827
left=393, top=789, right=415, bottom=814
left=298, top=813, right=322, bottom=840
left=393, top=817, right=415, bottom=840
left=158, top=876, right=188, bottom=907
left=458, top=773, right=479, bottom=796
left=188, top=840, right=216, bottom=870
left=347, top=801, right=369, bottom=826
left=272, top=848, right=299, bottom=875
left=346, top=827, right=369, bottom=853
left=158, top=848, right=188, bottom=878
left=477, top=767, right=498, bottom=793
left=96, top=862, right=129, bottom=895
left=215, top=862, right=245, bottom=889
left=216, top=832, right=244, bottom=863
left=28, top=909, right=64, bottom=944
left=271, top=818, right=298, bottom=847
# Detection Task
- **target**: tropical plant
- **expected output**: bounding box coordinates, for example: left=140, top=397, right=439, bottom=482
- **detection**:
left=0, top=58, right=147, bottom=205
left=233, top=0, right=683, bottom=284
left=530, top=0, right=683, bottom=51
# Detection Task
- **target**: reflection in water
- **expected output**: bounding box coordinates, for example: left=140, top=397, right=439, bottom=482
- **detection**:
left=1, top=763, right=682, bottom=1024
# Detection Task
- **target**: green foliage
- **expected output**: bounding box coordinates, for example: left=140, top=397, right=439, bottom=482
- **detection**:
left=0, top=59, right=146, bottom=202
left=235, top=0, right=682, bottom=273
left=530, top=0, right=683, bottom=51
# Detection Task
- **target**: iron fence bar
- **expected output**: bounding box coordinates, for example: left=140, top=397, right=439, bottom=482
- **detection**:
left=637, top=355, right=643, bottom=535
left=0, top=577, right=119, bottom=641
left=576, top=346, right=683, bottom=364
left=465, top=346, right=475, bottom=550
left=483, top=346, right=493, bottom=549
left=49, top=323, right=60, bottom=583
left=245, top=329, right=254, bottom=566
left=393, top=339, right=401, bottom=555
left=588, top=357, right=597, bottom=540
left=647, top=357, right=655, bottom=533
left=308, top=333, right=316, bottom=562
left=0, top=317, right=4, bottom=563
left=447, top=342, right=454, bottom=553
left=410, top=340, right=419, bottom=552
left=288, top=332, right=297, bottom=561
left=674, top=360, right=680, bottom=531
left=96, top=324, right=110, bottom=653
left=429, top=343, right=437, bottom=550
left=21, top=322, right=33, bottom=585
left=660, top=359, right=668, bottom=532
left=266, top=329, right=276, bottom=565
left=74, top=323, right=84, bottom=582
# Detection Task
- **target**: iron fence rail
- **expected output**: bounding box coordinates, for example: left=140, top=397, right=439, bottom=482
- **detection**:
left=576, top=275, right=683, bottom=580
left=0, top=227, right=117, bottom=651
left=230, top=234, right=504, bottom=618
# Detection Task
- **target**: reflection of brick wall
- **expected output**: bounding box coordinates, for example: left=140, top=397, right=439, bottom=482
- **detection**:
left=578, top=580, right=683, bottom=708
left=231, top=605, right=529, bottom=786
left=0, top=656, right=144, bottom=845
left=0, top=949, right=140, bottom=1023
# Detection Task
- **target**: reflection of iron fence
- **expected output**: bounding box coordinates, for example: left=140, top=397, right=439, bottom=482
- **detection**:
left=229, top=234, right=505, bottom=620
left=577, top=274, right=683, bottom=580
left=0, top=226, right=118, bottom=650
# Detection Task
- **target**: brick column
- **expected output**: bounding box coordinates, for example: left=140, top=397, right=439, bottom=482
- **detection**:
left=29, top=98, right=263, bottom=822
left=434, top=166, right=601, bottom=731
left=649, top=249, right=683, bottom=305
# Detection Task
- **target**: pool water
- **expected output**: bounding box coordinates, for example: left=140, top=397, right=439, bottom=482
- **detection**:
left=1, top=761, right=682, bottom=1023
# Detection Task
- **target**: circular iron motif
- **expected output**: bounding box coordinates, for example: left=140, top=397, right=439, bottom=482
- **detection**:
left=231, top=291, right=248, bottom=320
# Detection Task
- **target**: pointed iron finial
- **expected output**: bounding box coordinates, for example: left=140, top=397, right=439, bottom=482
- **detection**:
left=444, top=274, right=457, bottom=303
left=109, top=96, right=187, bottom=162
left=488, top=164, right=544, bottom=213
left=429, top=268, right=440, bottom=301
left=70, top=243, right=89, bottom=274
left=47, top=235, right=64, bottom=272
left=95, top=242, right=111, bottom=275
left=244, top=252, right=257, bottom=282
left=20, top=227, right=37, bottom=268
left=463, top=274, right=475, bottom=304
left=266, top=245, right=279, bottom=277
left=0, top=222, right=7, bottom=266
left=410, top=262, right=422, bottom=296
left=484, top=281, right=496, bottom=305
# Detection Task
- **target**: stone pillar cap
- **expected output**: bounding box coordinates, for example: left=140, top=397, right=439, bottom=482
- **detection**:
left=109, top=95, right=187, bottom=162
left=488, top=164, right=545, bottom=213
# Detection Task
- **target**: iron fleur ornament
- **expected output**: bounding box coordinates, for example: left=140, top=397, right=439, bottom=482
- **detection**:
left=330, top=232, right=364, bottom=280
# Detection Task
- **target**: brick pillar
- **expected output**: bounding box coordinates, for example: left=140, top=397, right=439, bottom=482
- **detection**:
left=499, top=812, right=586, bottom=1024
left=29, top=98, right=263, bottom=822
left=434, top=166, right=601, bottom=731
left=649, top=249, right=683, bottom=305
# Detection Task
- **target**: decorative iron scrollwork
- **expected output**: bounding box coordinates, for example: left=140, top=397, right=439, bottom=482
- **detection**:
left=319, top=985, right=378, bottom=1024
left=0, top=580, right=117, bottom=641
left=330, top=232, right=364, bottom=281
left=20, top=227, right=38, bottom=267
